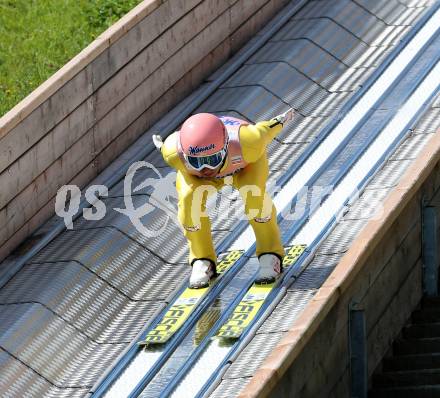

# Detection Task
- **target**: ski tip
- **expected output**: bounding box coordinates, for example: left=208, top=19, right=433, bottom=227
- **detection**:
left=138, top=335, right=171, bottom=346
left=216, top=332, right=242, bottom=340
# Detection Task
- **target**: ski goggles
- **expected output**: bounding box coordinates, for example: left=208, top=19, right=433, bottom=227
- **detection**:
left=185, top=147, right=227, bottom=171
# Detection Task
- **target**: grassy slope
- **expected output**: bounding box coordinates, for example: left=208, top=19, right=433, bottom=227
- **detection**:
left=0, top=0, right=141, bottom=117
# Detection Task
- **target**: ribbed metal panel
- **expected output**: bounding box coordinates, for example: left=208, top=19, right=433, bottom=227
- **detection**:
left=0, top=303, right=124, bottom=387
left=295, top=0, right=389, bottom=45
left=317, top=218, right=369, bottom=255
left=267, top=141, right=306, bottom=172
left=375, top=25, right=409, bottom=46
left=391, top=6, right=426, bottom=26
left=275, top=115, right=330, bottom=144
left=272, top=18, right=370, bottom=66
left=215, top=110, right=252, bottom=122
left=351, top=45, right=394, bottom=68
left=142, top=147, right=170, bottom=169
left=399, top=0, right=435, bottom=6
left=0, top=262, right=164, bottom=344
left=31, top=228, right=187, bottom=300
left=294, top=251, right=340, bottom=269
left=366, top=159, right=413, bottom=189
left=209, top=377, right=250, bottom=398
left=44, top=388, right=90, bottom=398
left=355, top=0, right=408, bottom=25
left=72, top=196, right=189, bottom=264
left=0, top=349, right=89, bottom=398
left=0, top=352, right=47, bottom=398
left=344, top=189, right=390, bottom=221
left=432, top=92, right=440, bottom=108
left=257, top=290, right=316, bottom=333
left=198, top=86, right=287, bottom=122
left=294, top=0, right=412, bottom=47
left=412, top=106, right=440, bottom=133
left=213, top=230, right=230, bottom=247
left=108, top=166, right=174, bottom=198
left=222, top=62, right=329, bottom=116
left=224, top=332, right=285, bottom=379
left=248, top=39, right=347, bottom=90
left=310, top=91, right=352, bottom=117
left=291, top=253, right=341, bottom=289
left=389, top=131, right=434, bottom=160
left=203, top=81, right=350, bottom=122
left=327, top=66, right=372, bottom=92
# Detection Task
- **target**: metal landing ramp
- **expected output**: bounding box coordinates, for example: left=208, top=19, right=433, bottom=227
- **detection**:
left=0, top=0, right=437, bottom=397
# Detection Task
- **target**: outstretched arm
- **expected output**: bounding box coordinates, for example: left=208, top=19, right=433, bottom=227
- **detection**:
left=151, top=132, right=183, bottom=171
left=240, top=108, right=295, bottom=163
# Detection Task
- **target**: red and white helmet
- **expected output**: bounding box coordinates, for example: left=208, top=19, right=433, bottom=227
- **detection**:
left=180, top=113, right=228, bottom=171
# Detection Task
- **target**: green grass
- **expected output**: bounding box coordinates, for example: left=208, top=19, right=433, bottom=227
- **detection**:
left=0, top=0, right=142, bottom=118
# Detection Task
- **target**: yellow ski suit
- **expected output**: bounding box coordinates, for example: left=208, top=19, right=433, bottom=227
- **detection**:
left=160, top=118, right=285, bottom=265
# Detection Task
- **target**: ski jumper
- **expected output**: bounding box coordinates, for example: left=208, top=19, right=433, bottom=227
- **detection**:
left=160, top=116, right=285, bottom=265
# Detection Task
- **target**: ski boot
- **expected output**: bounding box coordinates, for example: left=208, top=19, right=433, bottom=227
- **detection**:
left=189, top=259, right=216, bottom=289
left=256, top=253, right=282, bottom=284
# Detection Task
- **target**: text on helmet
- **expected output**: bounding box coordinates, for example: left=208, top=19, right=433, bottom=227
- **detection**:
left=188, top=144, right=215, bottom=155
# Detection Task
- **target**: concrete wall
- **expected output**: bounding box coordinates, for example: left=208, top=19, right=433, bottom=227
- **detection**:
left=0, top=0, right=290, bottom=262
left=239, top=129, right=440, bottom=397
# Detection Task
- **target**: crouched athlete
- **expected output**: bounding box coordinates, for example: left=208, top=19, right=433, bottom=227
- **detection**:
left=152, top=109, right=294, bottom=288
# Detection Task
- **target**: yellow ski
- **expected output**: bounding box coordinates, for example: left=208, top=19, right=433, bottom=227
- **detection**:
left=139, top=250, right=244, bottom=345
left=216, top=244, right=306, bottom=339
